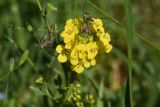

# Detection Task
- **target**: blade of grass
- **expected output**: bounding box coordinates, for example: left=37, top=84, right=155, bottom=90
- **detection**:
left=123, top=0, right=133, bottom=107
left=97, top=77, right=104, bottom=107
left=4, top=58, right=14, bottom=105
left=36, top=0, right=50, bottom=29
left=36, top=0, right=43, bottom=11
left=86, top=0, right=160, bottom=51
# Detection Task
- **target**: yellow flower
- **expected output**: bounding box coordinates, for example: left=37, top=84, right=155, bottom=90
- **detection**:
left=58, top=54, right=67, bottom=63
left=70, top=58, right=79, bottom=65
left=93, top=18, right=103, bottom=27
left=56, top=45, right=64, bottom=53
left=56, top=45, right=67, bottom=63
left=83, top=59, right=90, bottom=68
left=87, top=42, right=98, bottom=59
left=61, top=31, right=68, bottom=37
left=97, top=27, right=105, bottom=34
left=65, top=43, right=72, bottom=49
left=73, top=64, right=84, bottom=73
left=85, top=94, right=95, bottom=104
left=100, top=32, right=111, bottom=45
left=71, top=48, right=78, bottom=59
left=64, top=19, right=79, bottom=36
left=64, top=36, right=74, bottom=43
left=105, top=44, right=112, bottom=53
left=66, top=19, right=74, bottom=25
left=77, top=44, right=86, bottom=59
left=91, top=59, right=96, bottom=65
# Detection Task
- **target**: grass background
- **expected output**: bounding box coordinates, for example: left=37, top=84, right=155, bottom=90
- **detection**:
left=0, top=0, right=160, bottom=107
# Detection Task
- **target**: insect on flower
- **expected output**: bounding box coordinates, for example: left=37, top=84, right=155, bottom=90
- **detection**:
left=81, top=11, right=93, bottom=35
left=36, top=25, right=57, bottom=49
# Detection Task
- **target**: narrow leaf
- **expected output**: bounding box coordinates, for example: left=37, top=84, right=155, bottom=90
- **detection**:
left=123, top=0, right=133, bottom=106
left=97, top=78, right=104, bottom=107
left=29, top=86, right=46, bottom=96
left=9, top=58, right=14, bottom=72
left=36, top=0, right=43, bottom=11
left=17, top=50, right=29, bottom=68
left=47, top=2, right=58, bottom=11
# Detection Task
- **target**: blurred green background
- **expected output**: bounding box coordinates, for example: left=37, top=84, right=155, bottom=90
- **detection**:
left=0, top=0, right=160, bottom=107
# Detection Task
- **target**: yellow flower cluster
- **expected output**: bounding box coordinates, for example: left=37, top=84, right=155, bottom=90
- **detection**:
left=56, top=18, right=112, bottom=73
left=65, top=83, right=95, bottom=107
left=85, top=94, right=95, bottom=104
left=66, top=83, right=84, bottom=107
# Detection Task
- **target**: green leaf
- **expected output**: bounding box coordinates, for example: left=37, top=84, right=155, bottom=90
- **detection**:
left=29, top=86, right=46, bottom=96
left=47, top=2, right=58, bottom=11
left=17, top=50, right=29, bottom=68
left=53, top=92, right=62, bottom=100
left=54, top=65, right=66, bottom=87
left=36, top=0, right=43, bottom=11
left=123, top=0, right=133, bottom=106
left=9, top=58, right=14, bottom=72
left=97, top=100, right=104, bottom=107
left=97, top=78, right=104, bottom=107
left=0, top=101, right=4, bottom=107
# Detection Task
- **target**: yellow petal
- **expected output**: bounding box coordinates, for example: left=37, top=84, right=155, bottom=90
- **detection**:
left=100, top=33, right=111, bottom=45
left=66, top=19, right=74, bottom=25
left=58, top=54, right=67, bottom=63
left=71, top=50, right=78, bottom=59
left=79, top=52, right=85, bottom=59
left=88, top=52, right=94, bottom=59
left=93, top=18, right=103, bottom=27
left=61, top=31, right=68, bottom=37
left=105, top=44, right=112, bottom=53
left=83, top=60, right=90, bottom=68
left=65, top=43, right=72, bottom=49
left=56, top=45, right=63, bottom=53
left=97, top=27, right=104, bottom=33
left=64, top=36, right=74, bottom=43
left=73, top=65, right=84, bottom=73
left=104, top=33, right=111, bottom=41
left=91, top=59, right=96, bottom=65
left=70, top=59, right=79, bottom=65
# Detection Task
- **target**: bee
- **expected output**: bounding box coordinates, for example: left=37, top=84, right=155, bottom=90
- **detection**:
left=36, top=25, right=56, bottom=49
left=81, top=11, right=93, bottom=35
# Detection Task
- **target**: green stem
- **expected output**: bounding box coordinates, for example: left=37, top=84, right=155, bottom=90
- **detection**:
left=62, top=63, right=69, bottom=87
left=36, top=0, right=50, bottom=30
left=123, top=0, right=133, bottom=106
left=4, top=72, right=12, bottom=105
